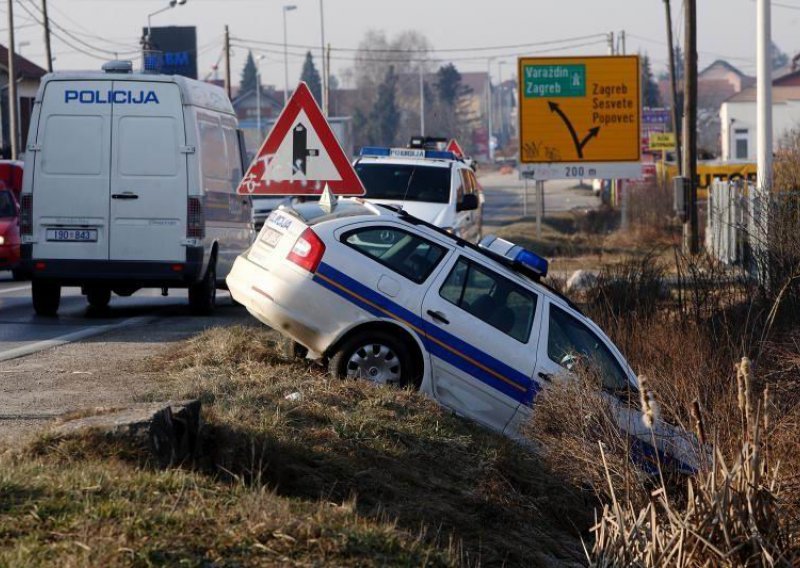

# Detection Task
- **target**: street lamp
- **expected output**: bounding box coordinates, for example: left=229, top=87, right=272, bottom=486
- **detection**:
left=282, top=4, right=297, bottom=104
left=256, top=55, right=265, bottom=137
left=486, top=57, right=494, bottom=162
left=146, top=0, right=188, bottom=48
left=497, top=60, right=506, bottom=149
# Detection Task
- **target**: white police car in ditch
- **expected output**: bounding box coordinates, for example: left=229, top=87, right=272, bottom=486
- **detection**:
left=227, top=199, right=701, bottom=473
left=353, top=146, right=483, bottom=243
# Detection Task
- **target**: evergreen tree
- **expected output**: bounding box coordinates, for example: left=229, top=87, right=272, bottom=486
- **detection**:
left=369, top=66, right=400, bottom=146
left=641, top=54, right=662, bottom=108
left=299, top=51, right=323, bottom=104
left=771, top=41, right=789, bottom=70
left=436, top=63, right=463, bottom=106
left=240, top=51, right=258, bottom=94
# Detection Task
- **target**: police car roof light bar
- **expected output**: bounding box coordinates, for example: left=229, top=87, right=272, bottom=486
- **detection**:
left=359, top=147, right=459, bottom=161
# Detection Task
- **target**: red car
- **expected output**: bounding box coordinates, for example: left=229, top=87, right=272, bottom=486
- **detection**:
left=0, top=187, right=22, bottom=279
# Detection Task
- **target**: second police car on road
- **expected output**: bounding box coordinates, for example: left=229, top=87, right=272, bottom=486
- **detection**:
left=353, top=146, right=483, bottom=243
left=227, top=199, right=702, bottom=472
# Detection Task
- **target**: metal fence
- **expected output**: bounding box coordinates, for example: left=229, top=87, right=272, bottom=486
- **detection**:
left=706, top=180, right=749, bottom=265
left=707, top=181, right=800, bottom=281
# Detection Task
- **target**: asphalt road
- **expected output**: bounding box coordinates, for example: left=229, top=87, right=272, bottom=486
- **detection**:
left=0, top=274, right=247, bottom=361
left=478, top=170, right=600, bottom=225
left=0, top=169, right=599, bottom=360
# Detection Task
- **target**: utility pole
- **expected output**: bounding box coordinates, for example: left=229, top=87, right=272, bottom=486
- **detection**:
left=223, top=26, right=232, bottom=100
left=757, top=0, right=773, bottom=194
left=756, top=0, right=773, bottom=277
left=419, top=62, right=425, bottom=136
left=41, top=0, right=53, bottom=72
left=319, top=0, right=327, bottom=116
left=682, top=0, right=699, bottom=254
left=326, top=43, right=331, bottom=114
left=664, top=0, right=683, bottom=174
left=607, top=31, right=615, bottom=55
left=6, top=0, right=18, bottom=160
left=620, top=29, right=626, bottom=55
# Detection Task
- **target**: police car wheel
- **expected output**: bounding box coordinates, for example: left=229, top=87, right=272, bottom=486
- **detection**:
left=329, top=331, right=414, bottom=389
left=32, top=280, right=61, bottom=317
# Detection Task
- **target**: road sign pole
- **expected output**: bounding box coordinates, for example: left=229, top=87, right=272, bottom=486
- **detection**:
left=536, top=181, right=544, bottom=238
left=523, top=178, right=528, bottom=217
left=621, top=180, right=629, bottom=231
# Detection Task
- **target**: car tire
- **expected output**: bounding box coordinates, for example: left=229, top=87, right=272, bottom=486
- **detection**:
left=32, top=280, right=61, bottom=316
left=328, top=330, right=418, bottom=389
left=189, top=257, right=216, bottom=316
left=11, top=268, right=26, bottom=282
left=86, top=287, right=111, bottom=309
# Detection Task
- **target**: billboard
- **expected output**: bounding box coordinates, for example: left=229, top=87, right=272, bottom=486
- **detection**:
left=142, top=26, right=197, bottom=79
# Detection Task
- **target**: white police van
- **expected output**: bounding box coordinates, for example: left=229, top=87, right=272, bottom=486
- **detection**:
left=226, top=200, right=702, bottom=472
left=19, top=61, right=253, bottom=315
left=354, top=146, right=483, bottom=243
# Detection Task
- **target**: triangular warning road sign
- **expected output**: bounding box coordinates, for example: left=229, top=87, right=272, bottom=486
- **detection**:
left=446, top=138, right=465, bottom=158
left=237, top=82, right=365, bottom=196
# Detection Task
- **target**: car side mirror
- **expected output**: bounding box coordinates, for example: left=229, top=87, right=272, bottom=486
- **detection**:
left=457, top=193, right=479, bottom=212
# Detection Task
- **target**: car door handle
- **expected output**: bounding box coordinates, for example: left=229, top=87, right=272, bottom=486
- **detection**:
left=427, top=310, right=450, bottom=325
left=537, top=372, right=552, bottom=383
left=112, top=192, right=138, bottom=200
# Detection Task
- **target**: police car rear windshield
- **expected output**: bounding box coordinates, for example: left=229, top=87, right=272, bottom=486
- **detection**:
left=354, top=163, right=450, bottom=204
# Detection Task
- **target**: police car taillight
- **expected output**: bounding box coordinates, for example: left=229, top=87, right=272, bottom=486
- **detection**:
left=287, top=228, right=326, bottom=272
left=479, top=235, right=549, bottom=279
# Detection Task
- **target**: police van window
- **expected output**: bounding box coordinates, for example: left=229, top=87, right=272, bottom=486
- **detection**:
left=354, top=163, right=451, bottom=203
left=118, top=117, right=178, bottom=177
left=222, top=127, right=242, bottom=192
left=440, top=258, right=536, bottom=343
left=42, top=115, right=104, bottom=175
left=199, top=119, right=227, bottom=181
left=547, top=304, right=629, bottom=392
left=343, top=227, right=446, bottom=284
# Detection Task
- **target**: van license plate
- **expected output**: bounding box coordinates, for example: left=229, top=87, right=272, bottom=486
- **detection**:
left=46, top=229, right=98, bottom=242
left=260, top=227, right=282, bottom=248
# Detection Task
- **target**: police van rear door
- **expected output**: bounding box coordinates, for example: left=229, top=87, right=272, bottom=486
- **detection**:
left=32, top=80, right=112, bottom=261
left=108, top=81, right=187, bottom=262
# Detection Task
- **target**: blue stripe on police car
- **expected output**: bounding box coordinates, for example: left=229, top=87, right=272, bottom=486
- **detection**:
left=64, top=90, right=160, bottom=104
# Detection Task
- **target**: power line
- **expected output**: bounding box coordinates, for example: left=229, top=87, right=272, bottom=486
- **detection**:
left=20, top=0, right=140, bottom=55
left=627, top=32, right=755, bottom=64
left=15, top=0, right=119, bottom=60
left=231, top=38, right=609, bottom=65
left=233, top=33, right=609, bottom=55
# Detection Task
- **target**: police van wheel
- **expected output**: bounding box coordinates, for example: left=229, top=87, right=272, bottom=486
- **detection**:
left=32, top=280, right=61, bottom=317
left=189, top=259, right=216, bottom=316
left=329, top=331, right=415, bottom=389
left=86, top=287, right=111, bottom=309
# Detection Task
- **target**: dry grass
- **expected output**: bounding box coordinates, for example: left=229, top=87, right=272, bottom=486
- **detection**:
left=589, top=359, right=797, bottom=567
left=1, top=325, right=589, bottom=567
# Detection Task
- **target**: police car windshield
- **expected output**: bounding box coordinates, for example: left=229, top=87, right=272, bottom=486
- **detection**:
left=0, top=191, right=15, bottom=218
left=355, top=163, right=450, bottom=204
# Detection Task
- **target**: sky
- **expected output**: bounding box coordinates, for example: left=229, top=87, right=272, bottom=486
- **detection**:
left=2, top=0, right=799, bottom=89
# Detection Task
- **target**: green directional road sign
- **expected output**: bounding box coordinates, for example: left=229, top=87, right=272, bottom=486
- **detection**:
left=523, top=64, right=586, bottom=98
